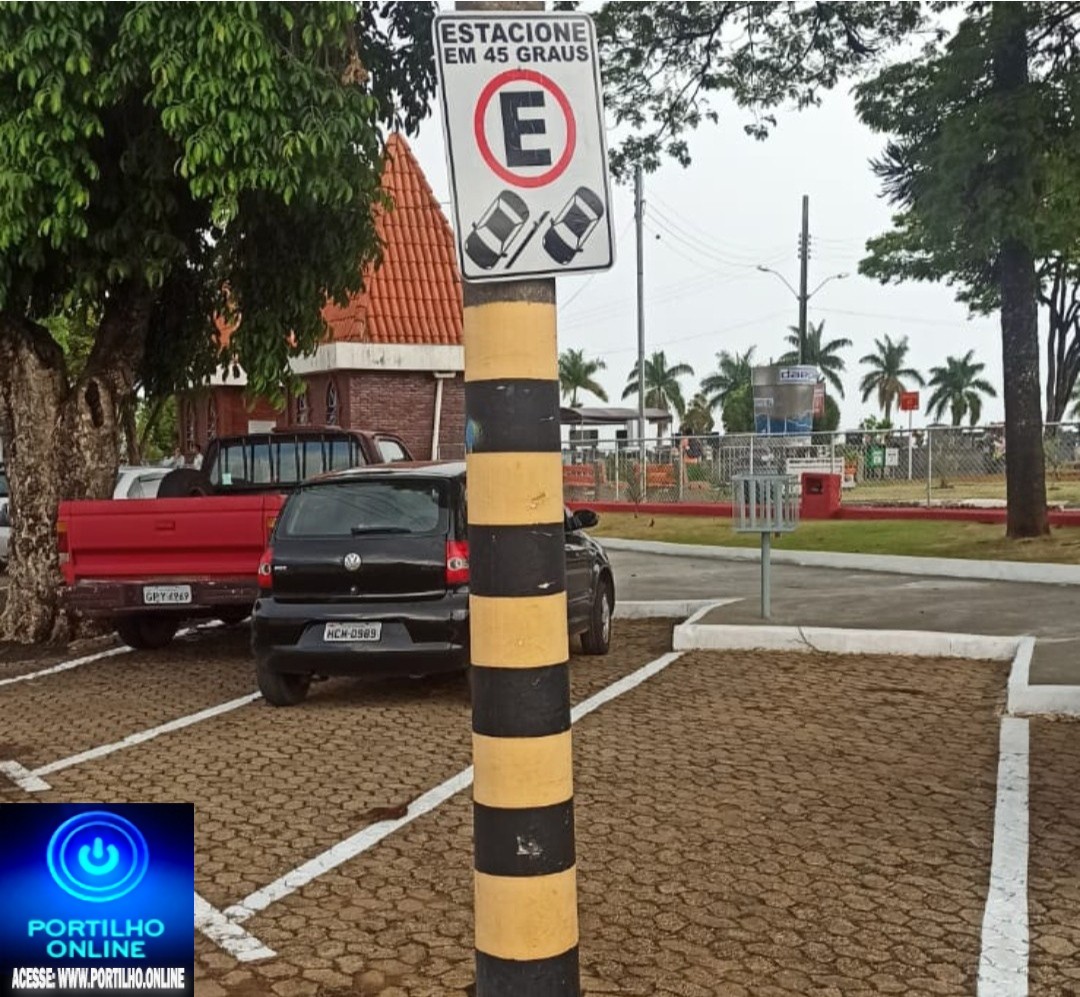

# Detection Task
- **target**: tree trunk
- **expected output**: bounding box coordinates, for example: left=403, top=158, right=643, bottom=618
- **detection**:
left=993, top=3, right=1049, bottom=538
left=1040, top=259, right=1080, bottom=425
left=0, top=288, right=151, bottom=643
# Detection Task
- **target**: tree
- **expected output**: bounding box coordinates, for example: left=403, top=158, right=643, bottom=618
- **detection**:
left=622, top=351, right=695, bottom=417
left=926, top=350, right=998, bottom=427
left=558, top=348, right=608, bottom=406
left=719, top=384, right=755, bottom=434
left=679, top=393, right=714, bottom=435
left=0, top=3, right=437, bottom=642
left=777, top=320, right=852, bottom=397
left=855, top=3, right=1080, bottom=537
left=592, top=2, right=926, bottom=178
left=814, top=394, right=841, bottom=433
left=701, top=347, right=755, bottom=411
left=858, top=335, right=924, bottom=422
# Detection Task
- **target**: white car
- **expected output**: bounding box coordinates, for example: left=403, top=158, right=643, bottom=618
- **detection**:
left=114, top=465, right=170, bottom=500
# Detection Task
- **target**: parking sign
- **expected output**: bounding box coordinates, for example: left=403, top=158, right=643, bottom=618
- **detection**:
left=434, top=11, right=615, bottom=282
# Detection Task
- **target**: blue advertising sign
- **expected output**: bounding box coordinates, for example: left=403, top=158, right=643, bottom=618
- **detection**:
left=0, top=804, right=194, bottom=997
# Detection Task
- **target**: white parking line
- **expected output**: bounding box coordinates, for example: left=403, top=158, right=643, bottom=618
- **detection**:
left=221, top=651, right=689, bottom=930
left=194, top=893, right=276, bottom=962
left=0, top=621, right=225, bottom=690
left=0, top=645, right=132, bottom=688
left=0, top=692, right=261, bottom=792
left=224, top=766, right=476, bottom=922
left=977, top=717, right=1030, bottom=997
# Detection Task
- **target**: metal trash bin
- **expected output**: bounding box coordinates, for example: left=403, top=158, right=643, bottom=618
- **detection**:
left=732, top=474, right=799, bottom=619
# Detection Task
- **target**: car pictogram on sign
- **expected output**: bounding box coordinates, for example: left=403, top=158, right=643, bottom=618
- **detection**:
left=543, top=186, right=605, bottom=265
left=464, top=190, right=530, bottom=270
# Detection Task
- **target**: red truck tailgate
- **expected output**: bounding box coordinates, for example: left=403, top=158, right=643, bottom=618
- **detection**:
left=59, top=494, right=285, bottom=583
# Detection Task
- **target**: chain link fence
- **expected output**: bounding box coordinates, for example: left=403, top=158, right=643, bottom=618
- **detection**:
left=561, top=423, right=1080, bottom=509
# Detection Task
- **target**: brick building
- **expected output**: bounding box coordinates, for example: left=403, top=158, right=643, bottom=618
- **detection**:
left=179, top=134, right=465, bottom=461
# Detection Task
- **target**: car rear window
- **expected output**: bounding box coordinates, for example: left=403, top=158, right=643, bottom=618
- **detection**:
left=0, top=471, right=7, bottom=498
left=279, top=480, right=449, bottom=538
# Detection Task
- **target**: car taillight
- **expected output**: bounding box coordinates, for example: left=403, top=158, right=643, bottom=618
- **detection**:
left=57, top=520, right=68, bottom=553
left=258, top=547, right=274, bottom=590
left=446, top=539, right=469, bottom=586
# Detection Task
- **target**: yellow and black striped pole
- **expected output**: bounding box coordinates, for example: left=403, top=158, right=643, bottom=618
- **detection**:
left=465, top=271, right=579, bottom=996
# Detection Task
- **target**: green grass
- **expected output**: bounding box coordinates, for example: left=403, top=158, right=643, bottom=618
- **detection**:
left=590, top=513, right=1080, bottom=564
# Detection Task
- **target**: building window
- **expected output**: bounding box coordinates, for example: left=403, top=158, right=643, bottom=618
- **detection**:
left=295, top=387, right=310, bottom=425
left=207, top=397, right=218, bottom=441
left=325, top=380, right=339, bottom=426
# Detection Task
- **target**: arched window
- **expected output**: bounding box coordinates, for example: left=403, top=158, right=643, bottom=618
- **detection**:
left=325, top=380, right=339, bottom=426
left=295, top=386, right=310, bottom=425
left=207, top=396, right=218, bottom=441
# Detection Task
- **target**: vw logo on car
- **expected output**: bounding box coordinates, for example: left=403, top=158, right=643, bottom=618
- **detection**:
left=343, top=553, right=363, bottom=572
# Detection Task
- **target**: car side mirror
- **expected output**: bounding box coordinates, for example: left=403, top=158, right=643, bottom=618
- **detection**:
left=573, top=509, right=599, bottom=530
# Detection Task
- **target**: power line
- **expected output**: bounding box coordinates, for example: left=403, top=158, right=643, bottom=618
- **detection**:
left=814, top=306, right=986, bottom=329
left=647, top=190, right=792, bottom=262
left=646, top=209, right=787, bottom=270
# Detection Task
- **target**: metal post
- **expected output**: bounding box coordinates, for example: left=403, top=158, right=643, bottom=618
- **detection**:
left=635, top=164, right=646, bottom=496
left=926, top=426, right=933, bottom=508
left=458, top=9, right=578, bottom=996
left=798, top=194, right=809, bottom=365
left=761, top=531, right=772, bottom=620
left=907, top=409, right=913, bottom=481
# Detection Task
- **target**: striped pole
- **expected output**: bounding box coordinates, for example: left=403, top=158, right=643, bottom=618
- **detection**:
left=465, top=271, right=579, bottom=996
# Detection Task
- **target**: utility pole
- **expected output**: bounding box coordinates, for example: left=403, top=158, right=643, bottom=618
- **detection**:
left=798, top=193, right=809, bottom=365
left=635, top=164, right=646, bottom=472
left=454, top=3, right=580, bottom=995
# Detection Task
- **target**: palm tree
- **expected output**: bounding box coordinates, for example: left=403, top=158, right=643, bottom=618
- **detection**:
left=858, top=335, right=925, bottom=421
left=622, top=350, right=695, bottom=417
left=926, top=350, right=997, bottom=426
left=700, top=347, right=755, bottom=411
left=558, top=348, right=608, bottom=406
left=777, top=320, right=852, bottom=397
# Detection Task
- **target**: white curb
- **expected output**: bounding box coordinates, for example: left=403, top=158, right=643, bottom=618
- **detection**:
left=671, top=620, right=1080, bottom=717
left=614, top=599, right=739, bottom=619
left=602, top=537, right=1080, bottom=586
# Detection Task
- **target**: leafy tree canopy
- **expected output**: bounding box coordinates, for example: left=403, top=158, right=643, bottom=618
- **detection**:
left=0, top=1, right=437, bottom=400
left=592, top=1, right=925, bottom=178
left=856, top=4, right=1080, bottom=312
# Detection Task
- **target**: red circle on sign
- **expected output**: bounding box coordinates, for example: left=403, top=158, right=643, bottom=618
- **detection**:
left=473, top=69, right=576, bottom=189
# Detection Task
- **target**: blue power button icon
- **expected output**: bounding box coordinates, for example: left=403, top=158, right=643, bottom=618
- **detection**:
left=47, top=812, right=149, bottom=903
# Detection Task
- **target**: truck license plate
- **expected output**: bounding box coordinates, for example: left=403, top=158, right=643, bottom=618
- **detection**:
left=324, top=622, right=382, bottom=643
left=142, top=584, right=192, bottom=606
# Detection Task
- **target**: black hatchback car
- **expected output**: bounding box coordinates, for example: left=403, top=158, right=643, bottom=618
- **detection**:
left=251, top=462, right=614, bottom=706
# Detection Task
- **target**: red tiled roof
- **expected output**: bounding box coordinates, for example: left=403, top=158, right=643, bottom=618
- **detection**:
left=219, top=134, right=462, bottom=350
left=323, top=133, right=462, bottom=347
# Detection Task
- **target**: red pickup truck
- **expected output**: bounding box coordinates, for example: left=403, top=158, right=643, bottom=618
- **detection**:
left=59, top=427, right=412, bottom=649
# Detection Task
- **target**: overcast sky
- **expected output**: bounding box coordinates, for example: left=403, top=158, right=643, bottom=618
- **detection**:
left=410, top=41, right=1006, bottom=430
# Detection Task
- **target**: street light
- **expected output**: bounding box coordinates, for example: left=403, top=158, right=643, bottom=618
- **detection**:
left=756, top=265, right=848, bottom=364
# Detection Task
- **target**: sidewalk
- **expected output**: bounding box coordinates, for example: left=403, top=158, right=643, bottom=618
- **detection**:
left=609, top=548, right=1080, bottom=684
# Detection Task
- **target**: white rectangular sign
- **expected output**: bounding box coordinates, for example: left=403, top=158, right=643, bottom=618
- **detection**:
left=434, top=12, right=615, bottom=282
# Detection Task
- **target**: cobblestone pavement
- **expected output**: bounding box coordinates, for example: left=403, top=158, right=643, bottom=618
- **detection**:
left=5, top=614, right=1080, bottom=996
left=1029, top=718, right=1080, bottom=996
left=198, top=650, right=1009, bottom=997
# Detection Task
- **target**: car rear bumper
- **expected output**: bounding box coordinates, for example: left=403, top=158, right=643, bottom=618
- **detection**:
left=252, top=592, right=470, bottom=677
left=62, top=578, right=259, bottom=617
